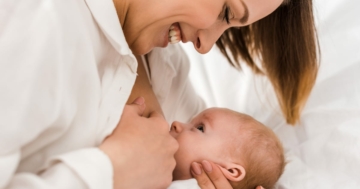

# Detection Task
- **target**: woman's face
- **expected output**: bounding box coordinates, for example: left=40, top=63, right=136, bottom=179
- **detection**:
left=123, top=0, right=283, bottom=55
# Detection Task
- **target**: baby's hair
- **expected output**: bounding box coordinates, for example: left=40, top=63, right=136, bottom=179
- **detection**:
left=231, top=114, right=285, bottom=189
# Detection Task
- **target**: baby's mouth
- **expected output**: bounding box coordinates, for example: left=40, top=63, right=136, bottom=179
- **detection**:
left=168, top=23, right=182, bottom=44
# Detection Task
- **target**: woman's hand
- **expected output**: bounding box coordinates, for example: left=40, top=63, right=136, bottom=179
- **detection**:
left=191, top=160, right=264, bottom=189
left=100, top=97, right=179, bottom=189
left=191, top=160, right=233, bottom=189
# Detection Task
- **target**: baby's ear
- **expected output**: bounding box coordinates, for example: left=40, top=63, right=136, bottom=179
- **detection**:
left=217, top=163, right=246, bottom=182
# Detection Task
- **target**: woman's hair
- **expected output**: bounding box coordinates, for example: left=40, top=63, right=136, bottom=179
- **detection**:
left=216, top=0, right=319, bottom=125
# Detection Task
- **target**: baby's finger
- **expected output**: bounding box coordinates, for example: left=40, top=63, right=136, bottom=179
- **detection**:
left=191, top=162, right=215, bottom=189
left=126, top=97, right=146, bottom=116
left=201, top=160, right=233, bottom=189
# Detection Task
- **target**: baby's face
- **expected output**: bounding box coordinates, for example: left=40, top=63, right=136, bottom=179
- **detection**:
left=170, top=108, right=242, bottom=180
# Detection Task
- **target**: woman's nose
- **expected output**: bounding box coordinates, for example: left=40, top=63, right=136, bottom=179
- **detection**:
left=194, top=25, right=227, bottom=54
left=170, top=121, right=183, bottom=134
left=194, top=36, right=213, bottom=54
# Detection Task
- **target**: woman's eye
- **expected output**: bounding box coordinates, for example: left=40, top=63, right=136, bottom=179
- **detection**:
left=197, top=125, right=205, bottom=133
left=222, top=5, right=231, bottom=25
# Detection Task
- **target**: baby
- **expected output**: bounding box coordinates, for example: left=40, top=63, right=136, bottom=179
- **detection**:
left=169, top=108, right=285, bottom=189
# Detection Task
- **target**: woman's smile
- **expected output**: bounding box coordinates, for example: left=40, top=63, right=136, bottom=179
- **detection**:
left=168, top=23, right=183, bottom=44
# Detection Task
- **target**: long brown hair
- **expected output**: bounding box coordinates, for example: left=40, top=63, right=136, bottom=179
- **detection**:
left=216, top=0, right=319, bottom=125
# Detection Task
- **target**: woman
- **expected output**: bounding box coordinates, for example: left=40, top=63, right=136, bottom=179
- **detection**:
left=0, top=0, right=317, bottom=188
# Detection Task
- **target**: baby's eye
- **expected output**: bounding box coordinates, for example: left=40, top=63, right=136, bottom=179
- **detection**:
left=197, top=125, right=205, bottom=133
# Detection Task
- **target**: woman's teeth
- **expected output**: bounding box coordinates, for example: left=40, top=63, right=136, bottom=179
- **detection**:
left=168, top=25, right=181, bottom=44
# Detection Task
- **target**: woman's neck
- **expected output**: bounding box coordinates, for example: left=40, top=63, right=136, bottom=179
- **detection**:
left=113, top=0, right=130, bottom=27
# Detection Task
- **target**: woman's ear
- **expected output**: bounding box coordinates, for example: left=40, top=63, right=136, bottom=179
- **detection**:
left=217, top=163, right=246, bottom=182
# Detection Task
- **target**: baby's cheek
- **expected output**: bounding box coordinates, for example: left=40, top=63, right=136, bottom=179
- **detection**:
left=173, top=153, right=193, bottom=180
left=173, top=142, right=195, bottom=179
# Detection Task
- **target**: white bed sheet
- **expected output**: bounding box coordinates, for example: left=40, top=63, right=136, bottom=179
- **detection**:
left=180, top=0, right=360, bottom=188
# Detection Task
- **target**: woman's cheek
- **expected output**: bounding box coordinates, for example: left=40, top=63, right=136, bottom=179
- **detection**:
left=182, top=3, right=219, bottom=29
left=187, top=13, right=218, bottom=29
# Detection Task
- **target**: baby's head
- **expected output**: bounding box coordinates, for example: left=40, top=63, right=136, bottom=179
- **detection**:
left=170, top=108, right=285, bottom=189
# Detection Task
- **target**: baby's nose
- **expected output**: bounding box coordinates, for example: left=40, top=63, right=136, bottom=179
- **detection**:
left=170, top=121, right=183, bottom=134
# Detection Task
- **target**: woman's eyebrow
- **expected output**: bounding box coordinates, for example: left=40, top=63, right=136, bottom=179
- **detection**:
left=239, top=1, right=249, bottom=24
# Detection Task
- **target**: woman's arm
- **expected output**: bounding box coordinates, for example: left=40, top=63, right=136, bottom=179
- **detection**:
left=127, top=55, right=164, bottom=117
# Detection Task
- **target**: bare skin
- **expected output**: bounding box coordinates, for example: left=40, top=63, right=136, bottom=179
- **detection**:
left=192, top=161, right=234, bottom=189
left=126, top=56, right=164, bottom=117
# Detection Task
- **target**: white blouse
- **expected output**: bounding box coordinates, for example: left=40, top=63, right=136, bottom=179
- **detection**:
left=0, top=0, right=137, bottom=188
left=146, top=45, right=206, bottom=124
